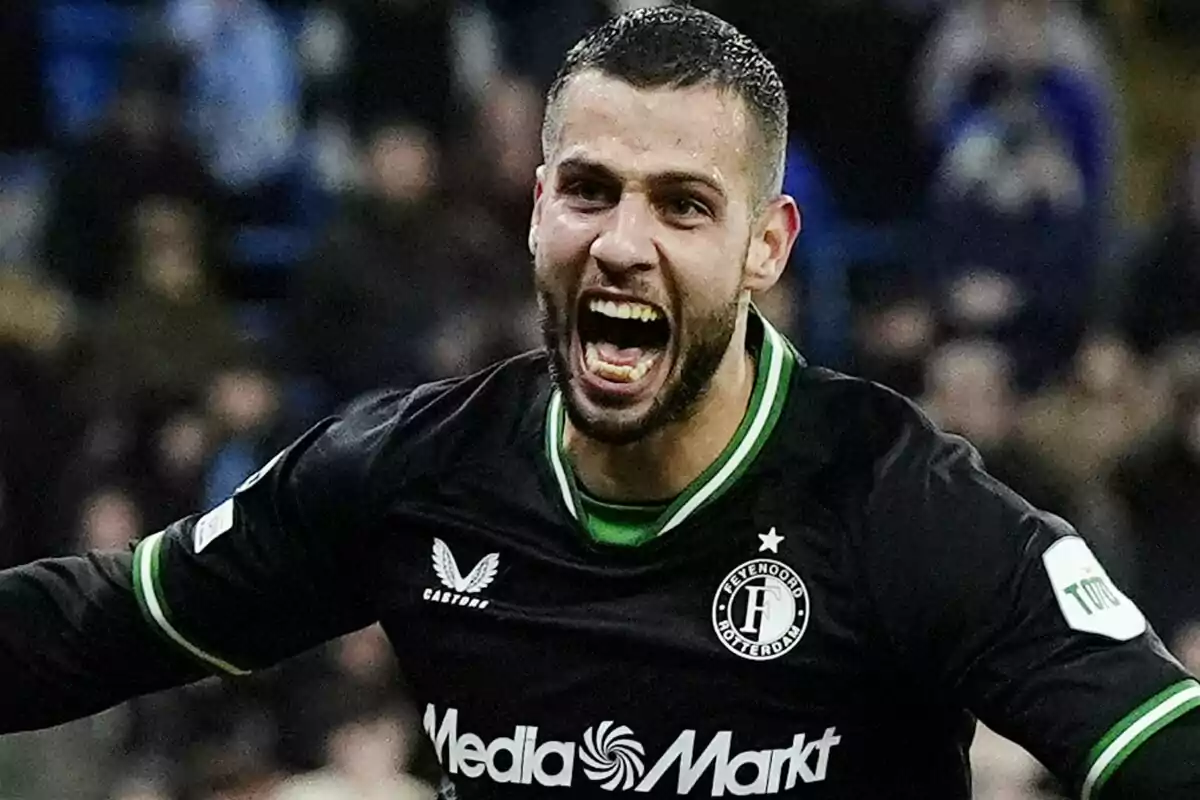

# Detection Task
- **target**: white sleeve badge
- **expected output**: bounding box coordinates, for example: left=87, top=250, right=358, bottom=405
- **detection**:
left=193, top=498, right=235, bottom=553
left=235, top=449, right=287, bottom=494
left=1042, top=536, right=1147, bottom=641
left=192, top=449, right=286, bottom=553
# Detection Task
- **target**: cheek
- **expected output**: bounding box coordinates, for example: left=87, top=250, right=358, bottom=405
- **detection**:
left=532, top=210, right=595, bottom=281
left=674, top=240, right=746, bottom=300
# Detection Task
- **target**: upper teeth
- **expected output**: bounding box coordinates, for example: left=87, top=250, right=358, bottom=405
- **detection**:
left=588, top=298, right=661, bottom=323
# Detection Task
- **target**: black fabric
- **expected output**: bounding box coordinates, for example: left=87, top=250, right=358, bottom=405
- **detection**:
left=138, top=347, right=1192, bottom=797
left=856, top=390, right=1186, bottom=783
left=1103, top=709, right=1200, bottom=798
left=1, top=341, right=1195, bottom=793
left=145, top=390, right=415, bottom=670
left=0, top=550, right=204, bottom=731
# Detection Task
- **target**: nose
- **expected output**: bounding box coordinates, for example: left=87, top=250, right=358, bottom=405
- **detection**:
left=589, top=194, right=658, bottom=277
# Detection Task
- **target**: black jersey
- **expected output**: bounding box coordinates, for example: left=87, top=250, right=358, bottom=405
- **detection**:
left=53, top=314, right=1200, bottom=798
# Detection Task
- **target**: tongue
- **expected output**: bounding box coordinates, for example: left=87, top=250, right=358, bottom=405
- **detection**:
left=596, top=341, right=645, bottom=366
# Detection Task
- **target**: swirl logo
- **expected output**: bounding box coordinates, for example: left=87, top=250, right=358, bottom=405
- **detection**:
left=579, top=721, right=646, bottom=790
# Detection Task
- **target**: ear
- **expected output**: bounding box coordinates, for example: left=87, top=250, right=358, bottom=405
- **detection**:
left=529, top=165, right=548, bottom=257
left=743, top=195, right=801, bottom=294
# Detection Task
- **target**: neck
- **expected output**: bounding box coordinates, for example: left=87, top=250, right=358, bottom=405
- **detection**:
left=564, top=314, right=756, bottom=503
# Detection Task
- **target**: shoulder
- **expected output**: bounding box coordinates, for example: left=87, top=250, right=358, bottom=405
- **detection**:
left=255, top=350, right=548, bottom=527
left=781, top=364, right=953, bottom=485
left=781, top=364, right=1047, bottom=540
left=795, top=367, right=1073, bottom=572
left=321, top=349, right=551, bottom=477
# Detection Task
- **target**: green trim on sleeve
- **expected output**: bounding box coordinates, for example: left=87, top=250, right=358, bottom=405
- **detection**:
left=1081, top=678, right=1200, bottom=800
left=131, top=532, right=252, bottom=676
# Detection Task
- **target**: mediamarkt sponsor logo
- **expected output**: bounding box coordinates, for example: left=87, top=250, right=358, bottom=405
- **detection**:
left=423, top=705, right=840, bottom=795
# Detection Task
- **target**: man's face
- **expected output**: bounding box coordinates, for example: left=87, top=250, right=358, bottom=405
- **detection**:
left=531, top=72, right=772, bottom=444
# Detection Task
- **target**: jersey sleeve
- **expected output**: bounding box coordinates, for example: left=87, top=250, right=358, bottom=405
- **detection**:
left=0, top=551, right=208, bottom=732
left=131, top=395, right=406, bottom=675
left=858, top=400, right=1198, bottom=800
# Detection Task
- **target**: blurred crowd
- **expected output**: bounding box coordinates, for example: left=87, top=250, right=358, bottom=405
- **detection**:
left=0, top=0, right=1196, bottom=798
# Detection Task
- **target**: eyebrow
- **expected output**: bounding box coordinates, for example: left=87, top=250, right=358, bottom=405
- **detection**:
left=556, top=157, right=727, bottom=198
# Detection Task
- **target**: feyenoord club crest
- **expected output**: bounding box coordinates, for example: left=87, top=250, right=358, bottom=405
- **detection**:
left=712, top=558, right=809, bottom=661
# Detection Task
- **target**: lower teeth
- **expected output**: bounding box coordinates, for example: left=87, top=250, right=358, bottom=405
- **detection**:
left=584, top=342, right=658, bottom=383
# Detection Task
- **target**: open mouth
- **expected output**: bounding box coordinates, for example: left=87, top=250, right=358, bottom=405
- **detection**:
left=574, top=295, right=671, bottom=393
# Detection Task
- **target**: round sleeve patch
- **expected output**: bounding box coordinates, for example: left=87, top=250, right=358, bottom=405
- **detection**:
left=1041, top=536, right=1147, bottom=641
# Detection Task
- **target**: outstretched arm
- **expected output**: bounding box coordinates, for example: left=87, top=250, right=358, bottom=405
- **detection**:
left=0, top=392, right=414, bottom=734
left=858, top=396, right=1200, bottom=798
left=0, top=551, right=205, bottom=732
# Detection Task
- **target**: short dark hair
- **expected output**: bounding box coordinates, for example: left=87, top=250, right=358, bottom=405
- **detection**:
left=542, top=5, right=789, bottom=207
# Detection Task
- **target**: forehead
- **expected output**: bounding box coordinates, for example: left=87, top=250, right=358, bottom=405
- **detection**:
left=550, top=71, right=753, bottom=192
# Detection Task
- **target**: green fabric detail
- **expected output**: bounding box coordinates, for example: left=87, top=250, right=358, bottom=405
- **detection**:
left=544, top=391, right=579, bottom=521
left=694, top=330, right=797, bottom=504
left=1099, top=704, right=1200, bottom=797
left=544, top=311, right=797, bottom=540
left=579, top=493, right=668, bottom=547
left=131, top=532, right=251, bottom=676
left=1082, top=678, right=1200, bottom=800
left=131, top=536, right=155, bottom=630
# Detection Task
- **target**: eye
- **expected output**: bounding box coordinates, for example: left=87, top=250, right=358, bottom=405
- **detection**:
left=660, top=194, right=712, bottom=223
left=562, top=179, right=615, bottom=208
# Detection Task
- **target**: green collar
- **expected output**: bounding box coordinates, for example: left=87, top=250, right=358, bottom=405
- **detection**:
left=578, top=493, right=665, bottom=547
left=544, top=311, right=798, bottom=541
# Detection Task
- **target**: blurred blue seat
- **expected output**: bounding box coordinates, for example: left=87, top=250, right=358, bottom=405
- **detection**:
left=41, top=1, right=140, bottom=138
left=204, top=437, right=259, bottom=509
left=43, top=1, right=139, bottom=47
left=228, top=225, right=315, bottom=270
left=785, top=140, right=913, bottom=367
left=234, top=301, right=287, bottom=344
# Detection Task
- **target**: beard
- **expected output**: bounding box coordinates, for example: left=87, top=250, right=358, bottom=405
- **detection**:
left=540, top=289, right=741, bottom=446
